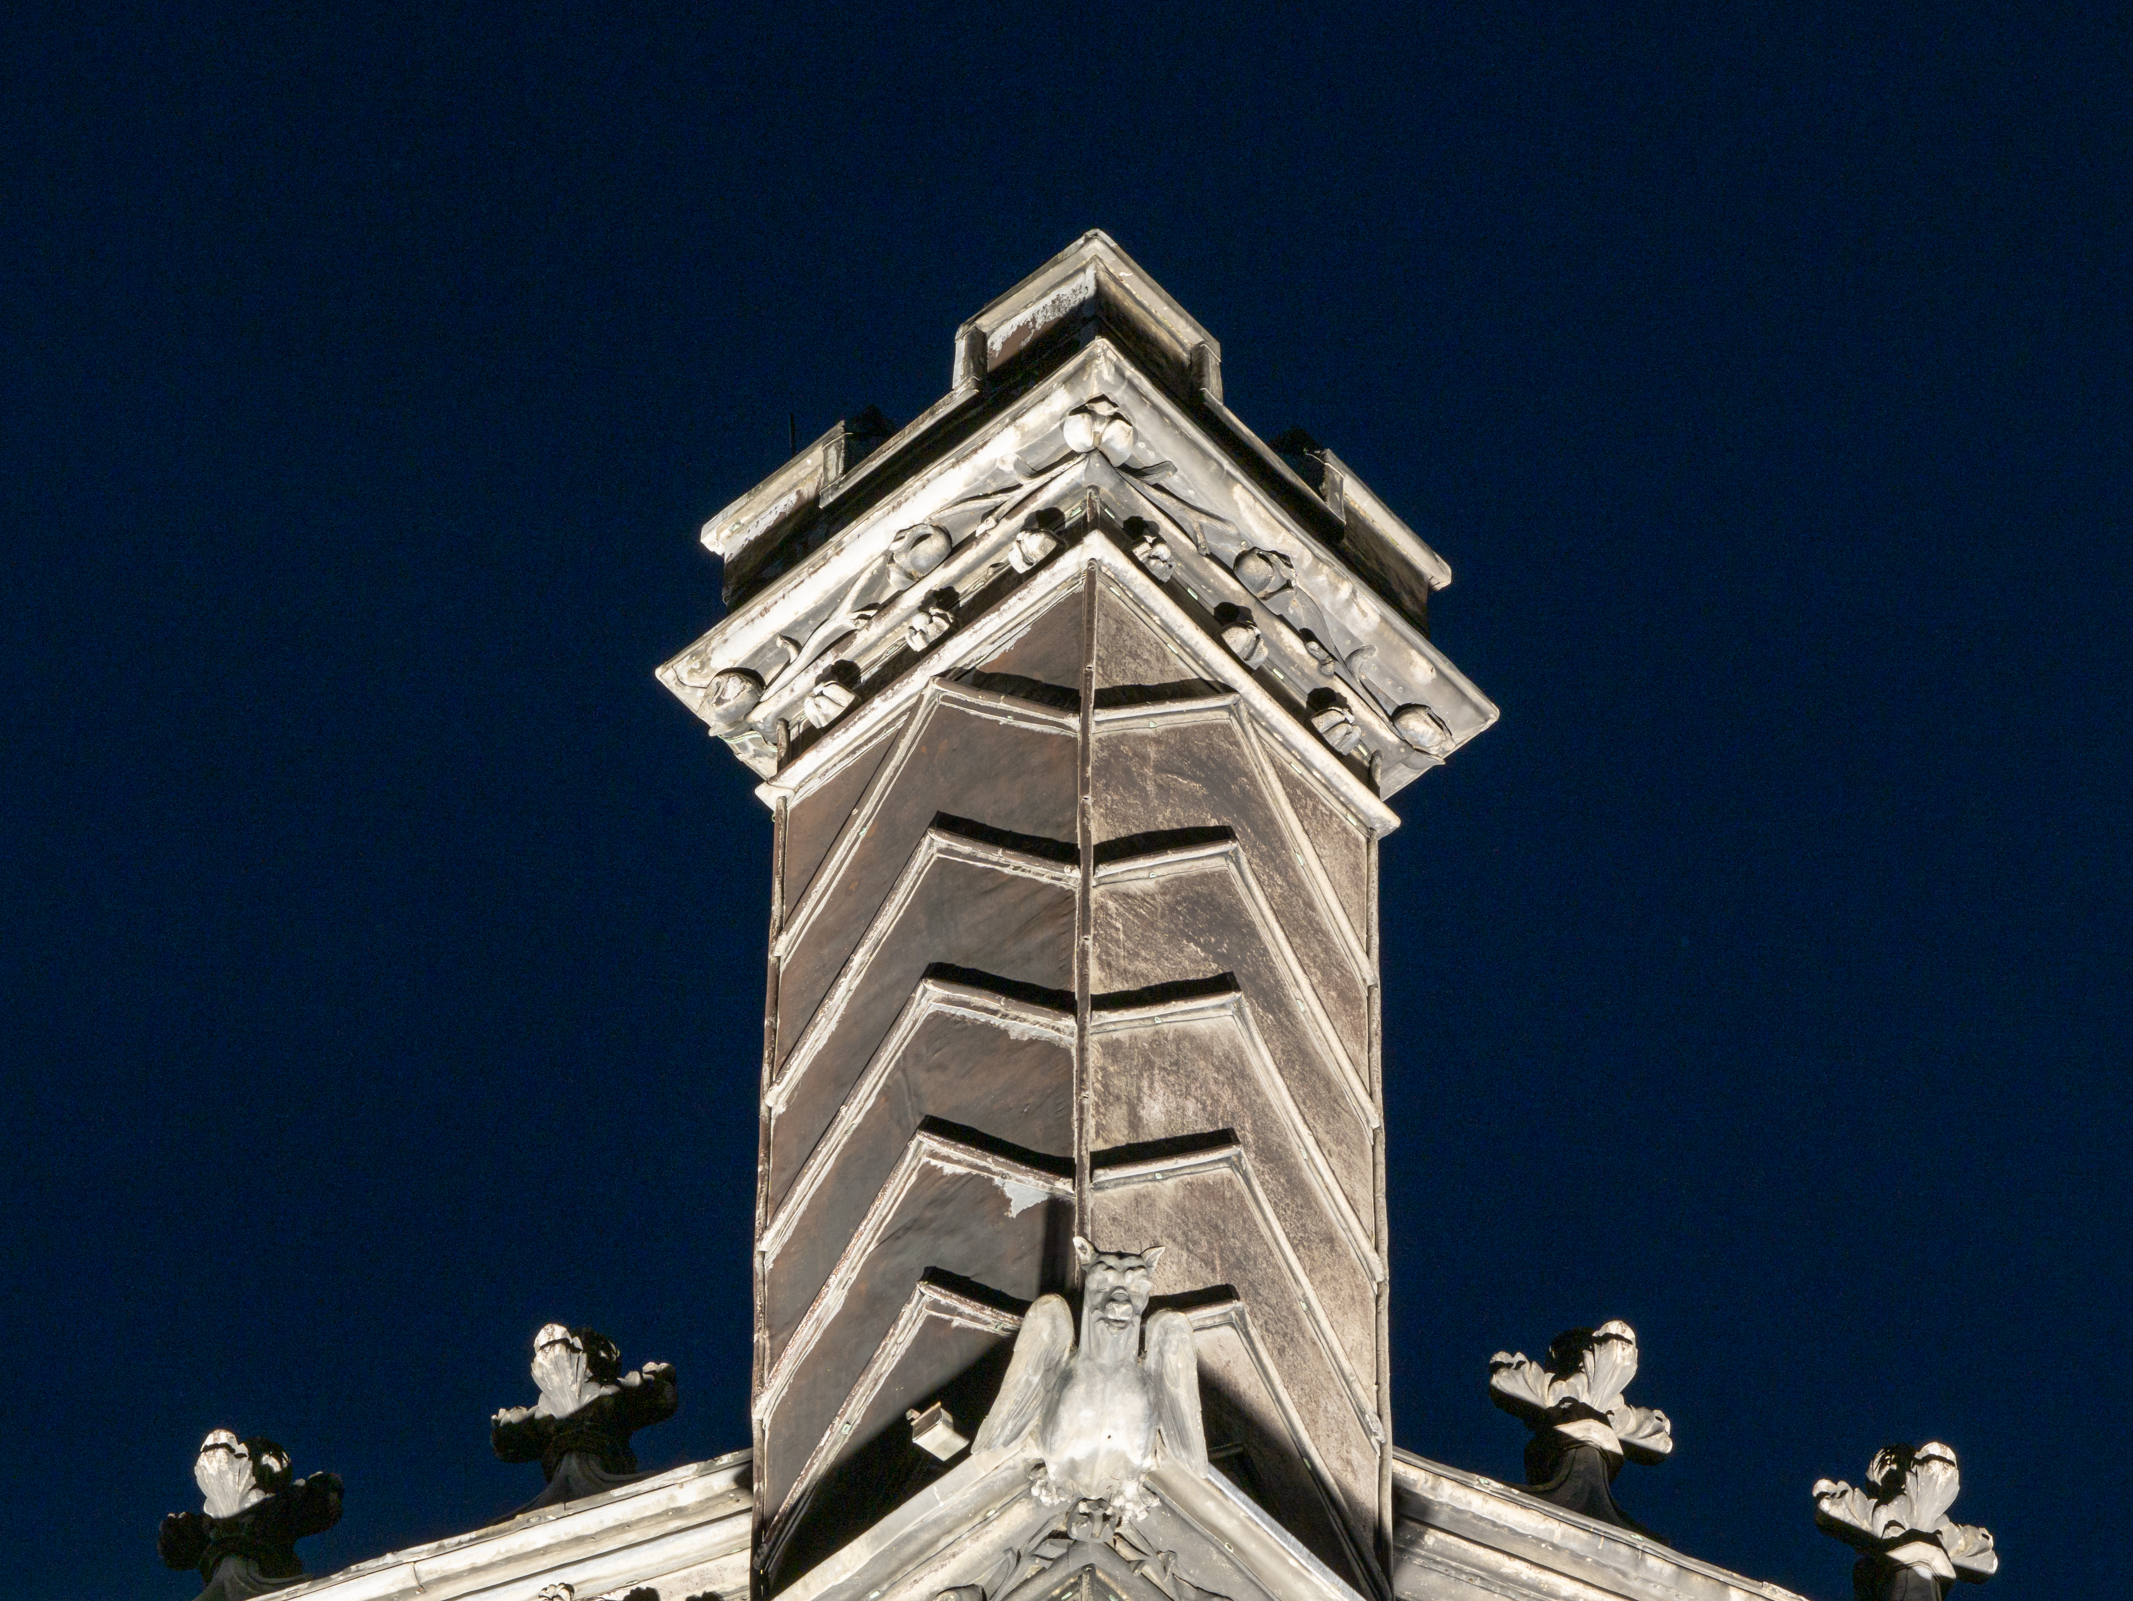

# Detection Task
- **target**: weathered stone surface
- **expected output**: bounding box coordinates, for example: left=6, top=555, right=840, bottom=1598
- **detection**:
left=762, top=979, right=1072, bottom=1369
left=1487, top=1321, right=1671, bottom=1535
left=766, top=839, right=1076, bottom=1211
left=492, top=1326, right=679, bottom=1515
left=1392, top=1451, right=1810, bottom=1601
left=1813, top=1443, right=1997, bottom=1601
left=159, top=1432, right=343, bottom=1601
left=1089, top=1146, right=1380, bottom=1562
left=1088, top=998, right=1378, bottom=1383
left=783, top=718, right=906, bottom=910
left=771, top=692, right=1079, bottom=1064
left=661, top=233, right=1500, bottom=1598
left=1091, top=847, right=1377, bottom=1225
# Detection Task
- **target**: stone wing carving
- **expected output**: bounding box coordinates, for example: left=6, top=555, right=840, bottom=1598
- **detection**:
left=972, top=1293, right=1075, bottom=1455
left=1144, top=1309, right=1207, bottom=1474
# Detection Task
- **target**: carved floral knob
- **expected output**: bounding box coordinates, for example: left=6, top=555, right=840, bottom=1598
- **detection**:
left=1814, top=1441, right=1997, bottom=1599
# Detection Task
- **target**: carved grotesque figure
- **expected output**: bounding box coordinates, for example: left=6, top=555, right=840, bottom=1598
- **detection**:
left=158, top=1430, right=343, bottom=1599
left=491, top=1324, right=678, bottom=1513
left=1488, top=1320, right=1672, bottom=1532
left=971, top=1238, right=1206, bottom=1518
left=1814, top=1442, right=1998, bottom=1601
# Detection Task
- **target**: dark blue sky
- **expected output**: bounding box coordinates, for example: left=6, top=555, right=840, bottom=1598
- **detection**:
left=5, top=6, right=2126, bottom=1598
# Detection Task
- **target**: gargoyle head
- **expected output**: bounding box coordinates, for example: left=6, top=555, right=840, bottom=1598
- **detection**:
left=193, top=1430, right=288, bottom=1518
left=1073, top=1236, right=1165, bottom=1347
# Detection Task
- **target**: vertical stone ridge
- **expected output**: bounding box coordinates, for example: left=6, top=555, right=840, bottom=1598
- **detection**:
left=1075, top=549, right=1099, bottom=1226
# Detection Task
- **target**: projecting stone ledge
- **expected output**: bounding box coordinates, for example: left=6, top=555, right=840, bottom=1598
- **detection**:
left=222, top=1445, right=1821, bottom=1601
left=229, top=1453, right=751, bottom=1601
left=1391, top=1453, right=1813, bottom=1601
left=660, top=231, right=1497, bottom=802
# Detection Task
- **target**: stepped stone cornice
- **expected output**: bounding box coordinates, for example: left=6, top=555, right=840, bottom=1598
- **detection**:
left=659, top=232, right=1495, bottom=801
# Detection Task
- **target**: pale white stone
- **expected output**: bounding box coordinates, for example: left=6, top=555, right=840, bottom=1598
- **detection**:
left=1310, top=702, right=1366, bottom=756
left=1231, top=550, right=1288, bottom=599
left=803, top=675, right=858, bottom=729
left=1488, top=1320, right=1673, bottom=1465
left=255, top=1453, right=751, bottom=1601
left=1130, top=531, right=1175, bottom=582
left=1220, top=622, right=1268, bottom=669
left=658, top=235, right=1498, bottom=797
left=194, top=1431, right=269, bottom=1520
left=970, top=1240, right=1206, bottom=1519
left=1813, top=1442, right=1998, bottom=1586
left=1008, top=526, right=1059, bottom=574
left=906, top=594, right=956, bottom=653
left=891, top=525, right=954, bottom=583
left=1392, top=704, right=1453, bottom=757
left=907, top=1404, right=971, bottom=1462
left=1392, top=1451, right=1812, bottom=1601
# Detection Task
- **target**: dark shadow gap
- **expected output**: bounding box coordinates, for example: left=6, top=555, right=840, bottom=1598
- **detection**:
left=921, top=962, right=1075, bottom=1013
left=934, top=813, right=1079, bottom=864
left=1092, top=824, right=1234, bottom=865
left=1091, top=973, right=1240, bottom=1011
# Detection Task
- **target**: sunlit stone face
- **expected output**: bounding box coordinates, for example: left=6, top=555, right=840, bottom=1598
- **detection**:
left=530, top=1324, right=590, bottom=1412
left=1084, top=1250, right=1157, bottom=1331
left=194, top=1430, right=264, bottom=1519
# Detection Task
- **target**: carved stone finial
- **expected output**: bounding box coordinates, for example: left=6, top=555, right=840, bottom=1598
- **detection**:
left=1008, top=510, right=1063, bottom=573
left=491, top=1324, right=678, bottom=1515
left=1488, top=1320, right=1672, bottom=1533
left=906, top=589, right=958, bottom=653
left=1392, top=703, right=1452, bottom=756
left=1814, top=1441, right=1998, bottom=1601
left=1308, top=692, right=1366, bottom=755
left=158, top=1429, right=343, bottom=1599
left=1126, top=520, right=1175, bottom=583
left=969, top=1237, right=1207, bottom=1520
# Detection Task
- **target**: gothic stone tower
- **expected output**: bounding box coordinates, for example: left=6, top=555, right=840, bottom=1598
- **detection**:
left=660, top=233, right=1497, bottom=1601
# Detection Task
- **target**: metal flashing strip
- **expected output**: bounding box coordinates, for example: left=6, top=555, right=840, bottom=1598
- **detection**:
left=1088, top=670, right=1374, bottom=986
left=771, top=676, right=1078, bottom=962
left=1151, top=1447, right=1380, bottom=1601
left=262, top=1453, right=752, bottom=1601
left=1389, top=1453, right=1813, bottom=1601
left=1079, top=544, right=1404, bottom=835
left=763, top=1272, right=1026, bottom=1552
left=1091, top=834, right=1378, bottom=1133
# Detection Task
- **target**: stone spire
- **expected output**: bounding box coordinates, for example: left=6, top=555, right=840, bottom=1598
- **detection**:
left=660, top=231, right=1496, bottom=1598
